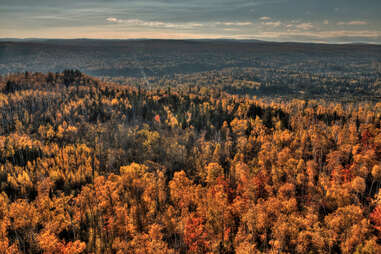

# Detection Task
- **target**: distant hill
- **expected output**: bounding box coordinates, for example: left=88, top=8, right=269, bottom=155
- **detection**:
left=0, top=39, right=380, bottom=77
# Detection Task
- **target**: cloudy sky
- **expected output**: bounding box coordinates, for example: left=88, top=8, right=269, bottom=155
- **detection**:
left=1, top=0, right=381, bottom=43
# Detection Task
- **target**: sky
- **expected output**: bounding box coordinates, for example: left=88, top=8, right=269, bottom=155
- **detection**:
left=1, top=0, right=381, bottom=43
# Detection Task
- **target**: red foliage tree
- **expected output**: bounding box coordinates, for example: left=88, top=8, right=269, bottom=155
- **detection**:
left=184, top=214, right=210, bottom=254
left=370, top=205, right=381, bottom=234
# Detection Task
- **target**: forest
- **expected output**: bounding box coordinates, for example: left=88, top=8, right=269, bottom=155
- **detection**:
left=0, top=70, right=380, bottom=253
left=2, top=39, right=380, bottom=102
left=1, top=40, right=381, bottom=77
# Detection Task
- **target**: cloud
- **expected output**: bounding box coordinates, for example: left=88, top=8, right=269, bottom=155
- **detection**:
left=223, top=28, right=239, bottom=31
left=106, top=17, right=122, bottom=23
left=337, top=20, right=367, bottom=25
left=285, top=22, right=314, bottom=31
left=239, top=30, right=381, bottom=40
left=259, top=16, right=271, bottom=21
left=216, top=22, right=252, bottom=26
left=294, top=23, right=314, bottom=30
left=263, top=21, right=281, bottom=27
left=106, top=17, right=204, bottom=29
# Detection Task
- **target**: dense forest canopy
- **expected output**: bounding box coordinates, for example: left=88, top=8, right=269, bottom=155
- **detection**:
left=0, top=70, right=380, bottom=253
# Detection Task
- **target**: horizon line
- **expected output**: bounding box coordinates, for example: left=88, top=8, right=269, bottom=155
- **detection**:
left=1, top=37, right=380, bottom=45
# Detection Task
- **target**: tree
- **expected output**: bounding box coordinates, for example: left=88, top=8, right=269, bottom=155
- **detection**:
left=370, top=206, right=381, bottom=234
left=184, top=214, right=210, bottom=254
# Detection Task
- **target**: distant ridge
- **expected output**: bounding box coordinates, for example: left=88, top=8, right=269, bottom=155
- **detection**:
left=0, top=38, right=380, bottom=76
left=0, top=38, right=379, bottom=45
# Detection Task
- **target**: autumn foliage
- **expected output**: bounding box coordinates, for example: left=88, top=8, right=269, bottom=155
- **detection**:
left=185, top=215, right=210, bottom=253
left=0, top=71, right=380, bottom=253
left=370, top=206, right=381, bottom=234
